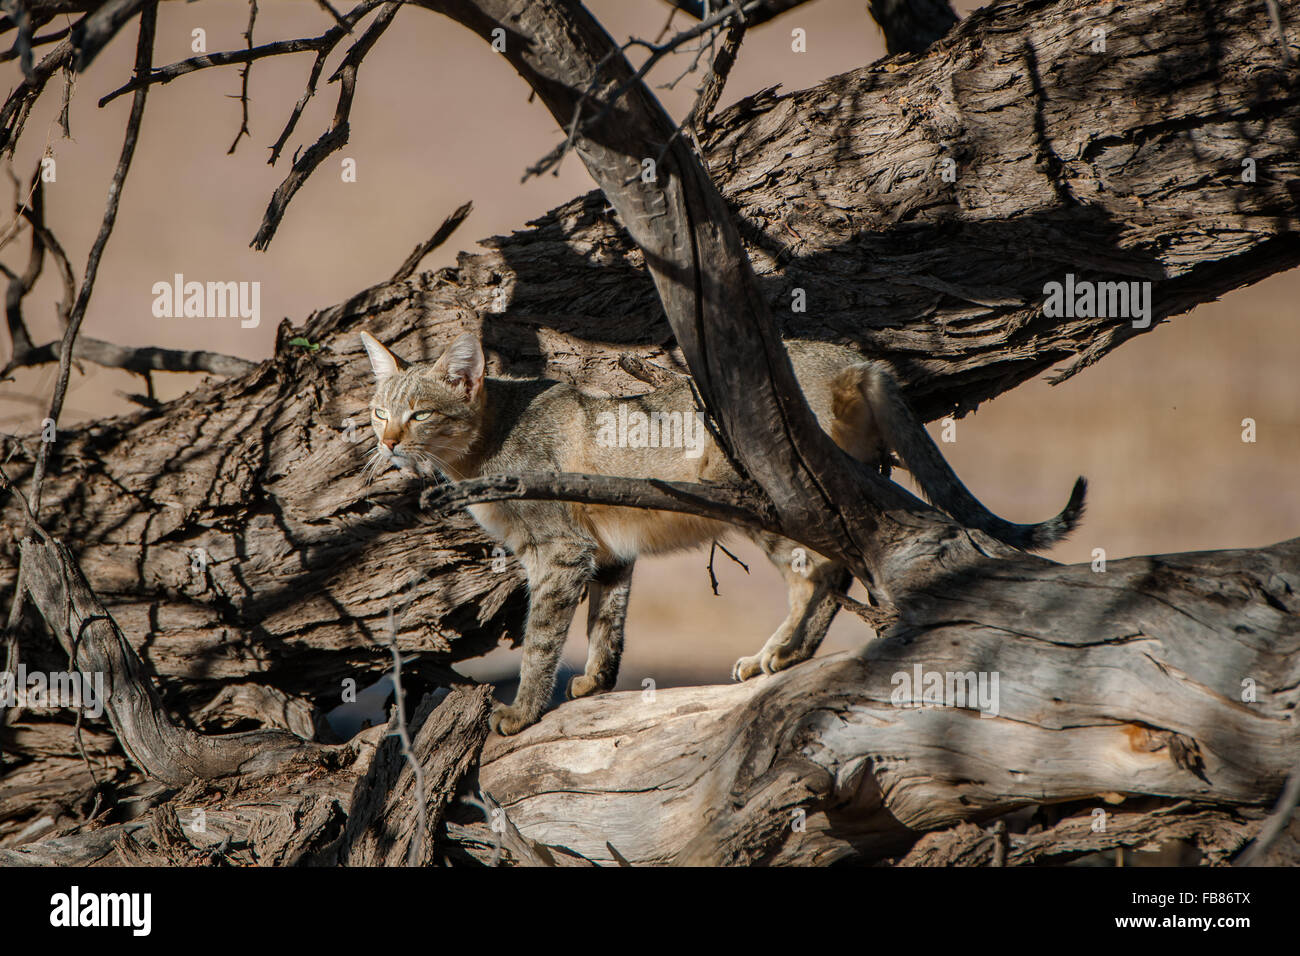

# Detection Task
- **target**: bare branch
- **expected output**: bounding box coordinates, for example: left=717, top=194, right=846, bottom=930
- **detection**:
left=250, top=2, right=400, bottom=251
left=67, top=0, right=149, bottom=71
left=0, top=178, right=252, bottom=381
left=522, top=0, right=765, bottom=181
left=1, top=173, right=44, bottom=358
left=4, top=335, right=257, bottom=380
left=0, top=32, right=74, bottom=156
left=0, top=24, right=68, bottom=63
left=27, top=0, right=156, bottom=518
left=20, top=216, right=73, bottom=327
left=17, top=533, right=318, bottom=785
left=829, top=589, right=897, bottom=631
left=314, top=0, right=353, bottom=31
left=384, top=610, right=428, bottom=866
left=391, top=200, right=473, bottom=282
left=267, top=0, right=387, bottom=165
left=227, top=0, right=258, bottom=155
left=684, top=4, right=746, bottom=132
left=96, top=0, right=385, bottom=108
left=705, top=539, right=749, bottom=596
left=2, top=2, right=158, bottom=691
left=420, top=471, right=782, bottom=541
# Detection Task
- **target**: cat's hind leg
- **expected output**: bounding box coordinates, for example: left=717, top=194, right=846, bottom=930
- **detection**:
left=491, top=538, right=595, bottom=736
left=732, top=534, right=851, bottom=682
left=568, top=560, right=634, bottom=700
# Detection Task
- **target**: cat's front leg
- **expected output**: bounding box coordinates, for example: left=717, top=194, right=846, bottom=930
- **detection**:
left=490, top=539, right=595, bottom=736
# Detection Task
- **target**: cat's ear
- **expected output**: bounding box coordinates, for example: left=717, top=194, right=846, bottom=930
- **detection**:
left=433, top=331, right=485, bottom=402
left=360, top=331, right=408, bottom=380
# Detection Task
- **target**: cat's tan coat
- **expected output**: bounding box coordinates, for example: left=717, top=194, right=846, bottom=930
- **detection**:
left=361, top=331, right=1085, bottom=735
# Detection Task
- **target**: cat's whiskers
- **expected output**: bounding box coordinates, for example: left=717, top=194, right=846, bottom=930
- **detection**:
left=361, top=444, right=392, bottom=485
left=406, top=444, right=465, bottom=481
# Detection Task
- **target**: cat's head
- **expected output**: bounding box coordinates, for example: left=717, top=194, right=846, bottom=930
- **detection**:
left=359, top=330, right=486, bottom=479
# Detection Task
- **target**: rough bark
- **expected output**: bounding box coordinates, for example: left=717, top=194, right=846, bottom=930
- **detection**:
left=472, top=538, right=1299, bottom=865
left=1, top=0, right=1297, bottom=861
left=1, top=0, right=1291, bottom=702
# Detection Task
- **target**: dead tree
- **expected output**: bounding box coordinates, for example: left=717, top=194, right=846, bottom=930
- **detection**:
left=0, top=0, right=1296, bottom=866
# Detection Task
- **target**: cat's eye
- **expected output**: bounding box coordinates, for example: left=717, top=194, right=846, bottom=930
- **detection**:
left=373, top=408, right=388, bottom=421
left=411, top=411, right=435, bottom=422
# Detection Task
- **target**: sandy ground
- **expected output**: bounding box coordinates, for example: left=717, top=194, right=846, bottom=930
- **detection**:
left=1, top=0, right=1296, bottom=690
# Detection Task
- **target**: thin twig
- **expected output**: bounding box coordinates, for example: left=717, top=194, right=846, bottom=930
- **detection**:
left=268, top=0, right=386, bottom=166
left=2, top=2, right=157, bottom=686
left=523, top=0, right=768, bottom=182
left=686, top=5, right=747, bottom=131
left=705, top=539, right=749, bottom=596
left=3, top=334, right=256, bottom=381
left=28, top=1, right=155, bottom=518
left=0, top=26, right=69, bottom=64
left=251, top=2, right=399, bottom=250
left=1, top=171, right=43, bottom=358
left=386, top=626, right=428, bottom=865
left=313, top=0, right=353, bottom=31
left=386, top=578, right=429, bottom=866
left=227, top=0, right=258, bottom=154
left=97, top=0, right=383, bottom=108
left=21, top=214, right=74, bottom=327
left=391, top=201, right=473, bottom=282
left=57, top=63, right=74, bottom=138
left=0, top=33, right=74, bottom=160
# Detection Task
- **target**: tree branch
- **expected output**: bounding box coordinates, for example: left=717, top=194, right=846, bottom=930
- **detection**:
left=391, top=200, right=473, bottom=282
left=26, top=0, right=155, bottom=519
left=96, top=0, right=386, bottom=108
left=250, top=1, right=400, bottom=250
left=226, top=0, right=258, bottom=155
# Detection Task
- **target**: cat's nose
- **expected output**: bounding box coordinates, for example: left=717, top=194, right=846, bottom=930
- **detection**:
left=382, top=437, right=399, bottom=450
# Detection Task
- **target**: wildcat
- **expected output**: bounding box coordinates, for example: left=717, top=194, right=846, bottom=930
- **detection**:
left=360, top=330, right=1086, bottom=736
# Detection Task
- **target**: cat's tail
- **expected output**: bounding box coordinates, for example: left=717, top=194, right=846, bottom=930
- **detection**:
left=835, top=362, right=1087, bottom=552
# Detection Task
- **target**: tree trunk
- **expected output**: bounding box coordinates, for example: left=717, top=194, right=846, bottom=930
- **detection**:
left=476, top=537, right=1300, bottom=865
left=1, top=0, right=1297, bottom=861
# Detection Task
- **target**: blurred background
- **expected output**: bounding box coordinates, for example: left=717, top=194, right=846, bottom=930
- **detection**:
left=2, top=0, right=1297, bottom=691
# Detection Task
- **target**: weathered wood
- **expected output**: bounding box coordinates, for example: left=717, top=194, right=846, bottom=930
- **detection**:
left=1, top=0, right=1292, bottom=712
left=18, top=533, right=319, bottom=785
left=339, top=684, right=492, bottom=866
left=897, top=807, right=1260, bottom=867
left=0, top=685, right=495, bottom=867
left=1, top=0, right=1297, bottom=862
left=475, top=539, right=1299, bottom=865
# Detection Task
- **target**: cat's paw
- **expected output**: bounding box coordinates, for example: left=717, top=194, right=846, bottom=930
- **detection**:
left=731, top=653, right=765, bottom=682
left=732, top=644, right=803, bottom=682
left=567, top=674, right=610, bottom=699
left=489, top=703, right=537, bottom=737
